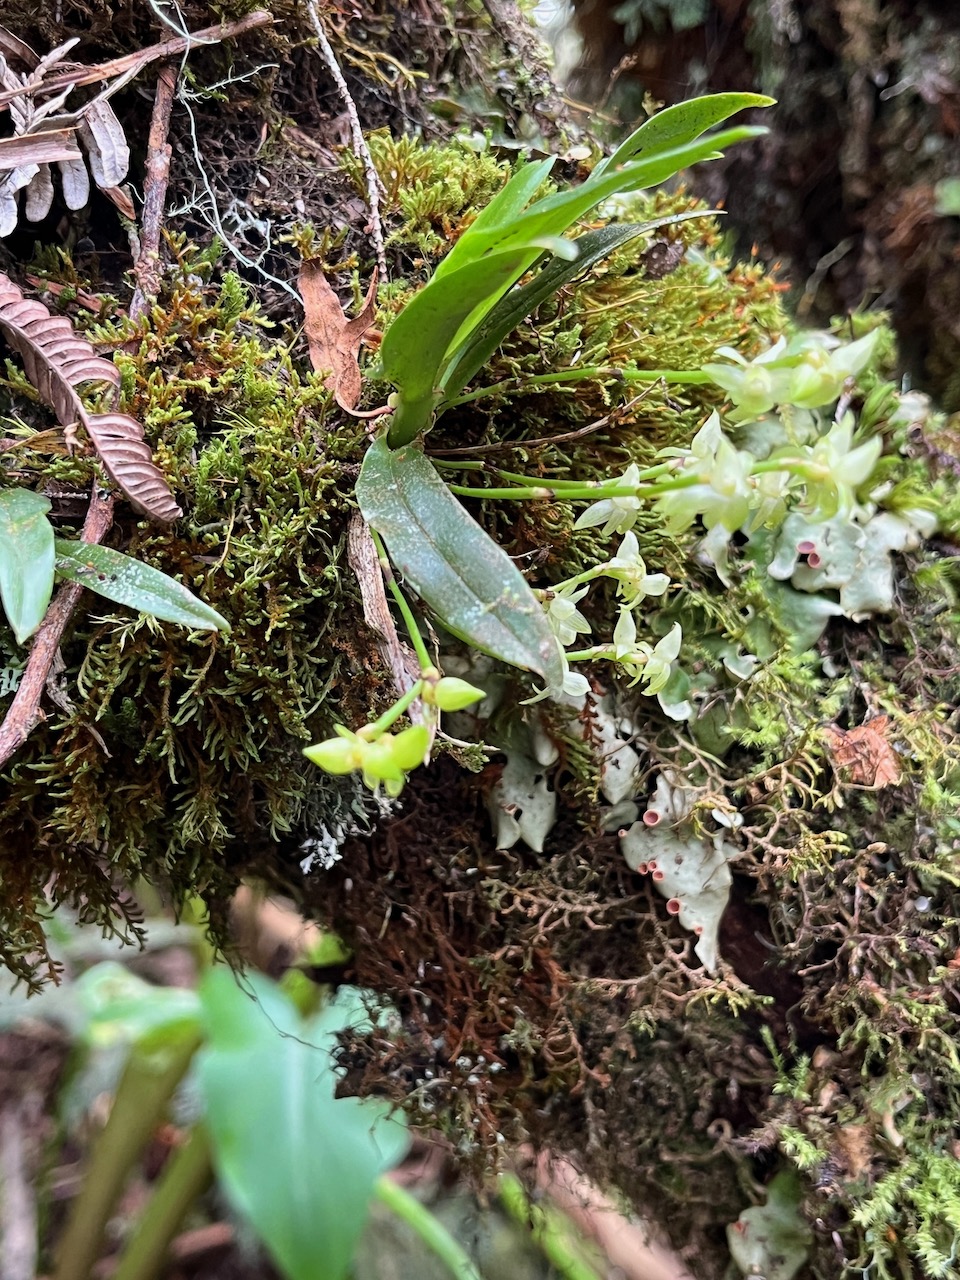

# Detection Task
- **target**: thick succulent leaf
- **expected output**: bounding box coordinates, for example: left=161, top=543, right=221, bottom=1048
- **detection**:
left=357, top=438, right=564, bottom=686
left=54, top=539, right=229, bottom=632
left=0, top=273, right=181, bottom=521
left=593, top=91, right=774, bottom=180
left=440, top=212, right=713, bottom=401
left=472, top=126, right=765, bottom=263
left=197, top=970, right=408, bottom=1280
left=380, top=118, right=766, bottom=445
left=0, top=487, right=55, bottom=643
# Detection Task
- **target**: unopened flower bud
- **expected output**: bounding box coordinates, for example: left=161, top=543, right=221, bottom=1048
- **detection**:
left=430, top=676, right=486, bottom=712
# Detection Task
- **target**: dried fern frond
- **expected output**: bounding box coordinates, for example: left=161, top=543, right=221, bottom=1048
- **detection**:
left=0, top=273, right=181, bottom=521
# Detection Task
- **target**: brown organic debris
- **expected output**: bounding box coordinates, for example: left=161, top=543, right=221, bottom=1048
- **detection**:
left=0, top=273, right=181, bottom=521
left=299, top=261, right=378, bottom=411
left=823, top=714, right=903, bottom=788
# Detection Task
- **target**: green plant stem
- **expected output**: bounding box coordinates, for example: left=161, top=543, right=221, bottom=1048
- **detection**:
left=498, top=1173, right=603, bottom=1280
left=365, top=680, right=425, bottom=737
left=447, top=474, right=703, bottom=502
left=53, top=1028, right=203, bottom=1280
left=374, top=1176, right=485, bottom=1280
left=111, top=1126, right=214, bottom=1280
left=442, top=364, right=712, bottom=410
left=369, top=527, right=434, bottom=672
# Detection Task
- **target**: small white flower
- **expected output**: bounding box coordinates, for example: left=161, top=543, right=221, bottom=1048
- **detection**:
left=544, top=583, right=592, bottom=648
left=574, top=463, right=643, bottom=536
left=603, top=531, right=670, bottom=605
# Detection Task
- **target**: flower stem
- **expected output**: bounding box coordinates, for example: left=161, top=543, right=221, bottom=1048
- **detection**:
left=374, top=1176, right=484, bottom=1280
left=364, top=680, right=425, bottom=737
left=498, top=1173, right=604, bottom=1280
left=369, top=528, right=433, bottom=672
left=442, top=365, right=712, bottom=410
left=111, top=1127, right=213, bottom=1280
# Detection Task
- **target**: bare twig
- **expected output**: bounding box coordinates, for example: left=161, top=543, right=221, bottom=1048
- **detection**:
left=303, top=0, right=388, bottom=280
left=130, top=64, right=177, bottom=320
left=428, top=391, right=653, bottom=457
left=0, top=491, right=114, bottom=771
left=0, top=11, right=275, bottom=111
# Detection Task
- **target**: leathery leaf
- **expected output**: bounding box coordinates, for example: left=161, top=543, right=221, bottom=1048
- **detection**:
left=0, top=487, right=55, bottom=643
left=356, top=438, right=564, bottom=687
left=54, top=539, right=230, bottom=631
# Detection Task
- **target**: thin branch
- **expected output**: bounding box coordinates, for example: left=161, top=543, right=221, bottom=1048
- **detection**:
left=428, top=391, right=653, bottom=457
left=130, top=64, right=177, bottom=320
left=0, top=491, right=114, bottom=771
left=0, top=11, right=274, bottom=111
left=303, top=0, right=388, bottom=281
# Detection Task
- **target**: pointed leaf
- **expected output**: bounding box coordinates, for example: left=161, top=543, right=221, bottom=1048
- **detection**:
left=357, top=438, right=564, bottom=685
left=54, top=539, right=229, bottom=631
left=0, top=488, right=55, bottom=643
left=432, top=156, right=555, bottom=281
left=197, top=970, right=408, bottom=1280
left=593, top=92, right=774, bottom=180
left=381, top=246, right=545, bottom=447
left=440, top=212, right=713, bottom=401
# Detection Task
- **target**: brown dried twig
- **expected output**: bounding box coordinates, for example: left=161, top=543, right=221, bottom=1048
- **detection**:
left=0, top=492, right=114, bottom=771
left=0, top=12, right=275, bottom=112
left=130, top=64, right=177, bottom=320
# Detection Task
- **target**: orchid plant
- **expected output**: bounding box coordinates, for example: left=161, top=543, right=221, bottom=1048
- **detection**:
left=302, top=93, right=892, bottom=801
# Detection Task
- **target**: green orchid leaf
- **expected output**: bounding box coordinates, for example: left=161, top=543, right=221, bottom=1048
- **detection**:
left=432, top=156, right=555, bottom=280
left=197, top=969, right=408, bottom=1280
left=593, top=91, right=774, bottom=180
left=445, top=126, right=763, bottom=270
left=381, top=246, right=545, bottom=447
left=440, top=210, right=715, bottom=402
left=0, top=487, right=55, bottom=644
left=357, top=438, right=564, bottom=686
left=54, top=539, right=230, bottom=632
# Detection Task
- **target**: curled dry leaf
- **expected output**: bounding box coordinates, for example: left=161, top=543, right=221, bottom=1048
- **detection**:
left=77, top=99, right=130, bottom=188
left=299, top=261, right=377, bottom=411
left=823, top=714, right=903, bottom=789
left=0, top=272, right=181, bottom=521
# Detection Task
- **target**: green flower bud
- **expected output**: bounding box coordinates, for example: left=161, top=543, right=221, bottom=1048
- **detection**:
left=304, top=734, right=363, bottom=775
left=388, top=724, right=430, bottom=771
left=430, top=677, right=486, bottom=712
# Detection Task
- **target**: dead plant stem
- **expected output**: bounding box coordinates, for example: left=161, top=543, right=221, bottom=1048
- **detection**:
left=131, top=64, right=177, bottom=319
left=0, top=11, right=274, bottom=111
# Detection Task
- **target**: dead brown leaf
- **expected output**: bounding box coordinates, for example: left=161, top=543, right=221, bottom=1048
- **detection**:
left=299, top=261, right=377, bottom=411
left=823, top=714, right=902, bottom=788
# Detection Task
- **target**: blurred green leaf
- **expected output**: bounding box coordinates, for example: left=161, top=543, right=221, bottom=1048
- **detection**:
left=197, top=969, right=408, bottom=1280
left=357, top=438, right=565, bottom=686
left=0, top=487, right=55, bottom=643
left=75, top=962, right=202, bottom=1050
left=54, top=539, right=230, bottom=632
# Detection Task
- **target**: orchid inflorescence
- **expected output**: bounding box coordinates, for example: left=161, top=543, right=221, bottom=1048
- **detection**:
left=307, top=324, right=888, bottom=798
